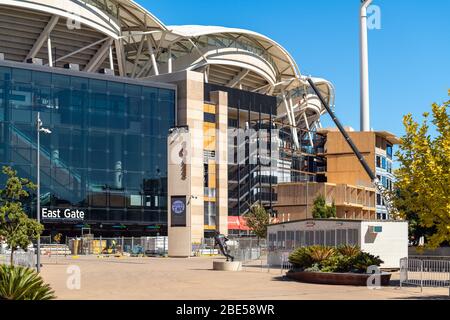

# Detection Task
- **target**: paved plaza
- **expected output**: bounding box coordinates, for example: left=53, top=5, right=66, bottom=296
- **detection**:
left=40, top=256, right=449, bottom=300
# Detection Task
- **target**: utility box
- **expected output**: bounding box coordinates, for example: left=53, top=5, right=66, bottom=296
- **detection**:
left=267, top=219, right=408, bottom=269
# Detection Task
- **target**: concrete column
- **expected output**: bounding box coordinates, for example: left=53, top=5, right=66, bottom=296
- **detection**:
left=210, top=91, right=229, bottom=236
left=155, top=71, right=205, bottom=257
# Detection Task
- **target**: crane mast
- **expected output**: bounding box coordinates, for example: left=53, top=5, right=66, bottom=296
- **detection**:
left=306, top=78, right=397, bottom=219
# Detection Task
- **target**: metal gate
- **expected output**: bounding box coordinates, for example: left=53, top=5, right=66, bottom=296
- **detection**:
left=400, top=257, right=450, bottom=296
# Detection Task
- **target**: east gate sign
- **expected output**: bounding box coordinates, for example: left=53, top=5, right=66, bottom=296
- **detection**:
left=41, top=208, right=85, bottom=221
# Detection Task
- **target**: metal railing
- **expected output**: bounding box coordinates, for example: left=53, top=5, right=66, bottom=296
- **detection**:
left=0, top=251, right=36, bottom=269
left=280, top=253, right=293, bottom=275
left=400, top=257, right=450, bottom=295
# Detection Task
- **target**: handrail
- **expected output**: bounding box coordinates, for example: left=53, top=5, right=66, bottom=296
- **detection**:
left=10, top=123, right=82, bottom=183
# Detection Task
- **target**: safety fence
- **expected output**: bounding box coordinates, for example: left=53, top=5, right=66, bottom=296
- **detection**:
left=193, top=237, right=267, bottom=258
left=194, top=237, right=276, bottom=273
left=193, top=238, right=219, bottom=256
left=279, top=253, right=293, bottom=275
left=400, top=257, right=450, bottom=295
left=0, top=251, right=36, bottom=269
left=229, top=237, right=267, bottom=262
left=66, top=236, right=168, bottom=256
left=229, top=245, right=292, bottom=275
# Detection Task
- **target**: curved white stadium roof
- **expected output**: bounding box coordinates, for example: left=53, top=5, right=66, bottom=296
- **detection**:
left=167, top=24, right=301, bottom=79
left=0, top=0, right=335, bottom=141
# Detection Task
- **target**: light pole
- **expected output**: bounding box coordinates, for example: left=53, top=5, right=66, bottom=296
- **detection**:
left=36, top=112, right=51, bottom=273
left=360, top=0, right=373, bottom=132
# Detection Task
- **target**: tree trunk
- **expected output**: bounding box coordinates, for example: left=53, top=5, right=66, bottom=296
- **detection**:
left=10, top=248, right=14, bottom=266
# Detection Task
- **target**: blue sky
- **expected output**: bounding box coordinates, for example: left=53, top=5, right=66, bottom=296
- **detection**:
left=140, top=0, right=450, bottom=137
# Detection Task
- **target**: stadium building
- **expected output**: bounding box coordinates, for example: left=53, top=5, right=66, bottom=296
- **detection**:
left=0, top=0, right=396, bottom=255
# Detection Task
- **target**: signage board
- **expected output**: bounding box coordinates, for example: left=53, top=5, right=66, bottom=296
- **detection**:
left=41, top=208, right=85, bottom=221
left=369, top=226, right=383, bottom=234
left=171, top=196, right=187, bottom=227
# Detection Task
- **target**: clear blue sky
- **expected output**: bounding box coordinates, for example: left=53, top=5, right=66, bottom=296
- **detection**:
left=140, top=0, right=450, bottom=137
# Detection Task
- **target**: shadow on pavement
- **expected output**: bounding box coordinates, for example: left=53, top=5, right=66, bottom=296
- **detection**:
left=271, top=276, right=296, bottom=282
left=392, top=295, right=450, bottom=300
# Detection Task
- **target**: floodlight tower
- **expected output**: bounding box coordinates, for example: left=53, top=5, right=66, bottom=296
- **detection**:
left=360, top=0, right=373, bottom=132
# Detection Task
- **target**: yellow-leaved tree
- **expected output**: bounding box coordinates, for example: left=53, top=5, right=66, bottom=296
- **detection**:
left=395, top=91, right=450, bottom=248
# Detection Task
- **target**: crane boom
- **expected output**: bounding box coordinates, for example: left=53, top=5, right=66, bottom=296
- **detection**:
left=306, top=78, right=397, bottom=218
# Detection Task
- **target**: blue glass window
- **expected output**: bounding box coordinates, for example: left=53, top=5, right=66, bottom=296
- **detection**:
left=0, top=65, right=175, bottom=226
left=386, top=144, right=393, bottom=159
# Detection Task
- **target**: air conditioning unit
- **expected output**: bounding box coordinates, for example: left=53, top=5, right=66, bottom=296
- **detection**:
left=99, top=68, right=114, bottom=75
left=369, top=226, right=383, bottom=234
left=64, top=63, right=80, bottom=71
left=26, top=58, right=43, bottom=65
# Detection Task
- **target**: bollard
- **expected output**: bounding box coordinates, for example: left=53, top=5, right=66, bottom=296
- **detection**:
left=420, top=260, right=424, bottom=293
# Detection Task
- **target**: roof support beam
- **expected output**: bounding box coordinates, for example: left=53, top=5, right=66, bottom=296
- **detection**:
left=53, top=37, right=109, bottom=65
left=47, top=37, right=53, bottom=67
left=119, top=4, right=145, bottom=26
left=227, top=69, right=249, bottom=88
left=84, top=39, right=113, bottom=72
left=114, top=39, right=126, bottom=77
left=24, top=15, right=59, bottom=61
left=281, top=89, right=300, bottom=150
left=108, top=46, right=114, bottom=71
left=146, top=35, right=159, bottom=75
left=288, top=92, right=300, bottom=149
left=252, top=83, right=270, bottom=93
left=303, top=113, right=314, bottom=147
left=131, top=36, right=145, bottom=77
left=167, top=46, right=173, bottom=73
left=204, top=65, right=210, bottom=83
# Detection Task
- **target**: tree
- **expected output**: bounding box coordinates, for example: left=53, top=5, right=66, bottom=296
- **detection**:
left=53, top=233, right=62, bottom=244
left=0, top=166, right=43, bottom=265
left=312, top=195, right=337, bottom=219
left=394, top=92, right=450, bottom=248
left=394, top=186, right=436, bottom=246
left=244, top=204, right=270, bottom=243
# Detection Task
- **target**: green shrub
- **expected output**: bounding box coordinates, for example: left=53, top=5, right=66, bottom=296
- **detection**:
left=320, top=254, right=353, bottom=273
left=337, top=245, right=361, bottom=258
left=0, top=265, right=55, bottom=300
left=304, top=263, right=321, bottom=273
left=308, top=246, right=336, bottom=263
left=288, top=247, right=314, bottom=270
left=289, top=246, right=335, bottom=270
left=288, top=245, right=384, bottom=274
left=348, top=252, right=384, bottom=273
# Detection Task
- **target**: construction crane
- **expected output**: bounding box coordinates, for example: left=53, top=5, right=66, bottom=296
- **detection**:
left=306, top=77, right=398, bottom=219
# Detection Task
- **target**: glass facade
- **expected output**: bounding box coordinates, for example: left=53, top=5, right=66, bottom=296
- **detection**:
left=0, top=64, right=175, bottom=234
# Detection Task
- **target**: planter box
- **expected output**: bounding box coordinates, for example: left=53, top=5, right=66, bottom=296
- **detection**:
left=286, top=271, right=392, bottom=286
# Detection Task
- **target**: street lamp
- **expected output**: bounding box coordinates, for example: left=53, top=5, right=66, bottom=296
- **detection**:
left=36, top=112, right=51, bottom=273
left=360, top=0, right=373, bottom=132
